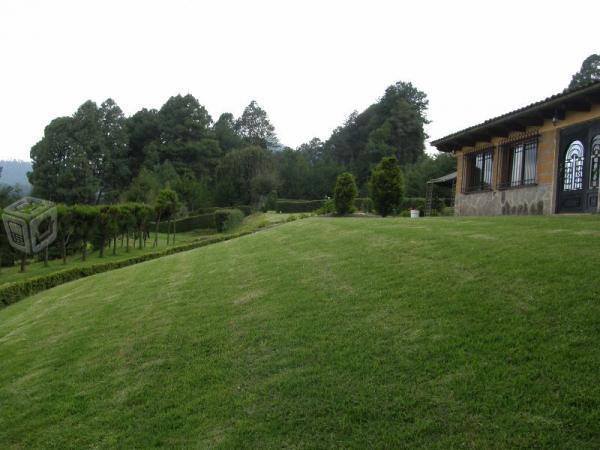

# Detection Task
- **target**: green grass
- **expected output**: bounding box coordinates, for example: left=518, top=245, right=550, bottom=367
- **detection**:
left=0, top=212, right=292, bottom=287
left=1, top=215, right=599, bottom=448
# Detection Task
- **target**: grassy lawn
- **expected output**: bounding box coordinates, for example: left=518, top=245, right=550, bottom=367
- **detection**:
left=0, top=212, right=292, bottom=287
left=0, top=215, right=599, bottom=448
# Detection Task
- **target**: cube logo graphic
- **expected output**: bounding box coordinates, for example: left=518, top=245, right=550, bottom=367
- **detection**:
left=2, top=197, right=57, bottom=255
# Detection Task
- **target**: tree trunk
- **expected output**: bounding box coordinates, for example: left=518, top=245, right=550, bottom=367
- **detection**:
left=44, top=247, right=49, bottom=267
left=20, top=252, right=26, bottom=273
left=99, top=237, right=105, bottom=258
left=62, top=236, right=67, bottom=265
left=126, top=233, right=130, bottom=252
left=154, top=215, right=161, bottom=248
left=167, top=220, right=171, bottom=245
left=173, top=220, right=176, bottom=245
left=113, top=236, right=117, bottom=255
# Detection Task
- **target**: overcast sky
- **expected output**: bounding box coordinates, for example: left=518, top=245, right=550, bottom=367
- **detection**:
left=1, top=0, right=598, bottom=161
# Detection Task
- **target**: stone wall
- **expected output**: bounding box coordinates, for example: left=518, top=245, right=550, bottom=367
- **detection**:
left=455, top=185, right=553, bottom=216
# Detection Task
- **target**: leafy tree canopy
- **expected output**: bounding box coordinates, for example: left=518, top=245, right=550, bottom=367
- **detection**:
left=568, top=53, right=600, bottom=89
left=235, top=100, right=278, bottom=149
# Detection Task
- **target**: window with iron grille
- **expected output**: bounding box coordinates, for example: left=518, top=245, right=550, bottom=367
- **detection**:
left=563, top=140, right=584, bottom=191
left=498, top=136, right=538, bottom=189
left=463, top=148, right=493, bottom=193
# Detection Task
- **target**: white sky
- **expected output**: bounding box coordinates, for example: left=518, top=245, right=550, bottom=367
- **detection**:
left=0, top=0, right=598, bottom=161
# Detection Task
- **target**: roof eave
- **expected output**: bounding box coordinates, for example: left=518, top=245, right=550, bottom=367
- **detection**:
left=431, top=81, right=600, bottom=152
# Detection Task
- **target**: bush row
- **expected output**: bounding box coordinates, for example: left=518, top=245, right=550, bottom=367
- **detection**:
left=215, top=209, right=244, bottom=232
left=154, top=213, right=216, bottom=233
left=195, top=205, right=253, bottom=216
left=0, top=229, right=257, bottom=307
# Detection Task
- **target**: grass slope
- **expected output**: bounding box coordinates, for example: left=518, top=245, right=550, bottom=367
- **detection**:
left=1, top=216, right=599, bottom=448
left=0, top=212, right=293, bottom=287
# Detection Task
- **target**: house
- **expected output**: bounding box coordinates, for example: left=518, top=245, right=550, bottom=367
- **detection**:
left=431, top=81, right=600, bottom=215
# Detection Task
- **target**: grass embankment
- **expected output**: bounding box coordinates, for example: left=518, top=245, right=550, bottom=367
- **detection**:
left=0, top=212, right=294, bottom=287
left=1, top=216, right=599, bottom=448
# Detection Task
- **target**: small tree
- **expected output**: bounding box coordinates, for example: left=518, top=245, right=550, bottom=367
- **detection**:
left=333, top=172, right=358, bottom=215
left=56, top=204, right=74, bottom=265
left=369, top=156, right=404, bottom=217
left=96, top=206, right=114, bottom=258
left=72, top=205, right=98, bottom=261
left=120, top=204, right=136, bottom=252
left=153, top=188, right=179, bottom=247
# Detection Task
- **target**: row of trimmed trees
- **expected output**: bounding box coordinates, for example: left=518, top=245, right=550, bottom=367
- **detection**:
left=10, top=188, right=180, bottom=273
left=333, top=156, right=404, bottom=216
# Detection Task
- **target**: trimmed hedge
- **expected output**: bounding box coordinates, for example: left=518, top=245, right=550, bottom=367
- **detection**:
left=153, top=213, right=216, bottom=233
left=195, top=205, right=252, bottom=216
left=275, top=199, right=326, bottom=213
left=195, top=206, right=220, bottom=214
left=233, top=205, right=253, bottom=216
left=215, top=209, right=244, bottom=232
left=0, top=229, right=258, bottom=307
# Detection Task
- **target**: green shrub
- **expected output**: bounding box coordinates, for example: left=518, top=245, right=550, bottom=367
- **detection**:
left=260, top=192, right=278, bottom=212
left=275, top=199, right=325, bottom=213
left=286, top=215, right=298, bottom=222
left=214, top=209, right=244, bottom=232
left=316, top=199, right=335, bottom=215
left=441, top=206, right=455, bottom=216
left=333, top=172, right=358, bottom=215
left=369, top=157, right=404, bottom=217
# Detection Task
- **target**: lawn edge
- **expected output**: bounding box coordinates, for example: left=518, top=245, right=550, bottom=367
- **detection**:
left=0, top=225, right=277, bottom=308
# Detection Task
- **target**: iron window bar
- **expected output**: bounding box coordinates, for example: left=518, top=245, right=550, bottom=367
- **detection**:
left=463, top=146, right=494, bottom=193
left=497, top=133, right=539, bottom=190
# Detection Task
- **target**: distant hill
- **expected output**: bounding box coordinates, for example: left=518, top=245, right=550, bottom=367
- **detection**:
left=0, top=160, right=32, bottom=193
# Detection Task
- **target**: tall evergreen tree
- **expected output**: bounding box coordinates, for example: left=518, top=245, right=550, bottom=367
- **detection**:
left=126, top=108, right=161, bottom=177
left=568, top=54, right=600, bottom=89
left=97, top=99, right=130, bottom=203
left=326, top=81, right=429, bottom=186
left=214, top=113, right=243, bottom=152
left=29, top=116, right=99, bottom=204
left=235, top=100, right=278, bottom=149
left=369, top=156, right=404, bottom=217
left=157, top=94, right=220, bottom=179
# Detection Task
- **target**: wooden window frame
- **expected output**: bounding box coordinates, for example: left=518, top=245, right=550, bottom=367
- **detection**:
left=498, top=135, right=539, bottom=190
left=462, top=147, right=494, bottom=193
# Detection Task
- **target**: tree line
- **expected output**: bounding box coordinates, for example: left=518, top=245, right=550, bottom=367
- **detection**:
left=27, top=82, right=456, bottom=212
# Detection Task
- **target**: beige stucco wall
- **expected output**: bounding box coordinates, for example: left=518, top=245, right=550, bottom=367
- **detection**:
left=453, top=104, right=600, bottom=215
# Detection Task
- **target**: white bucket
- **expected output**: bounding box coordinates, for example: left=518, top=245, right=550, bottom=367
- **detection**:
left=410, top=209, right=419, bottom=219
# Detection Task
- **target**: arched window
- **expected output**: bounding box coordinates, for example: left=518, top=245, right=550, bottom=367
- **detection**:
left=590, top=136, right=600, bottom=189
left=564, top=140, right=584, bottom=191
